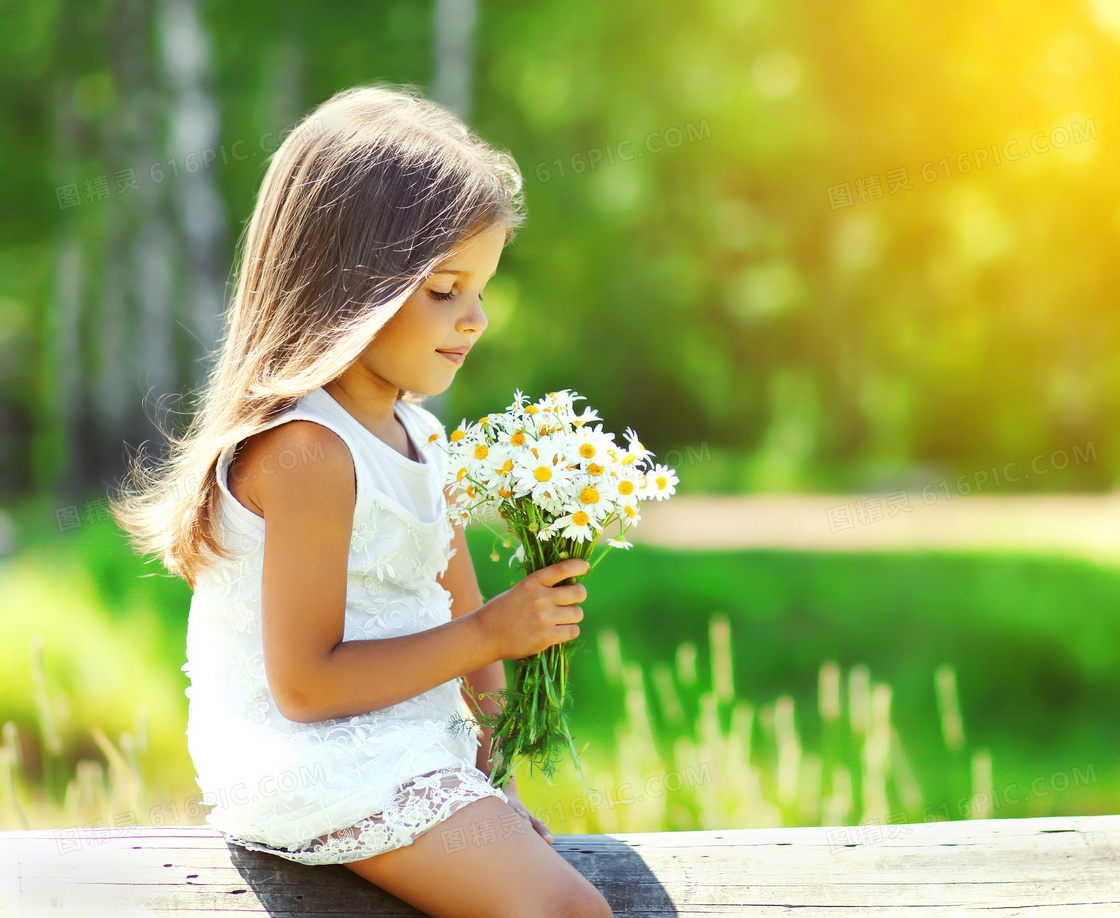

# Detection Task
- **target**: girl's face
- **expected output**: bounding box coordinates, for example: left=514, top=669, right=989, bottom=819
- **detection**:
left=355, top=223, right=506, bottom=398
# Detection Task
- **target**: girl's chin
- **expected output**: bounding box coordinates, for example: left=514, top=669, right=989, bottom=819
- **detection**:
left=406, top=377, right=454, bottom=397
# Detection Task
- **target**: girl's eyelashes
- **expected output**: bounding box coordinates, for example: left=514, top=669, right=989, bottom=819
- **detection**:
left=427, top=288, right=485, bottom=303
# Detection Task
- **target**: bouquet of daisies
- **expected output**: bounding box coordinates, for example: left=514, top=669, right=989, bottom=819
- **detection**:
left=439, top=389, right=677, bottom=791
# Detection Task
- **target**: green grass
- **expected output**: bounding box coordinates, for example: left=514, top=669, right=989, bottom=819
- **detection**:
left=1, top=489, right=1117, bottom=831
left=469, top=530, right=1120, bottom=821
left=512, top=627, right=995, bottom=835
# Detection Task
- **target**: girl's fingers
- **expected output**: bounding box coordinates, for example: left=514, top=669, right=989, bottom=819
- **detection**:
left=535, top=557, right=590, bottom=587
left=529, top=814, right=554, bottom=842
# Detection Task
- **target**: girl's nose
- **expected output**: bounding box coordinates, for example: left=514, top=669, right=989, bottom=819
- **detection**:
left=458, top=297, right=488, bottom=335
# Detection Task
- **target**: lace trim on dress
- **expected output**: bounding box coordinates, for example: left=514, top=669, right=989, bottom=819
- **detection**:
left=223, top=765, right=509, bottom=866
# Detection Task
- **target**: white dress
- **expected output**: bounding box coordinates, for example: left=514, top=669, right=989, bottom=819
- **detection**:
left=181, top=385, right=509, bottom=865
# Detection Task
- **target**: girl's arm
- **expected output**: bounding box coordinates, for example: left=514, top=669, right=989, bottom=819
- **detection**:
left=250, top=421, right=586, bottom=755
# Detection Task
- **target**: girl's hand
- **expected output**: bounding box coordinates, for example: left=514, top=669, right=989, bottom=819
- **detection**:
left=475, top=557, right=589, bottom=661
left=504, top=786, right=554, bottom=844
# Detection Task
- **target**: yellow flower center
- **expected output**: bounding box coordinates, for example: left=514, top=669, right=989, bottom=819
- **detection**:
left=656, top=476, right=667, bottom=490
left=624, top=505, right=636, bottom=518
left=450, top=430, right=466, bottom=442
left=572, top=511, right=590, bottom=527
left=623, top=454, right=636, bottom=465
left=498, top=486, right=512, bottom=498
left=618, top=480, right=635, bottom=495
left=511, top=431, right=526, bottom=446
left=534, top=467, right=552, bottom=482
left=587, top=463, right=603, bottom=476
left=525, top=406, right=539, bottom=415
left=539, top=424, right=549, bottom=435
left=428, top=433, right=439, bottom=442
left=579, top=443, right=596, bottom=458
left=580, top=487, right=600, bottom=504
left=500, top=459, right=514, bottom=473
left=474, top=444, right=488, bottom=460
left=456, top=467, right=468, bottom=482
left=466, top=485, right=477, bottom=498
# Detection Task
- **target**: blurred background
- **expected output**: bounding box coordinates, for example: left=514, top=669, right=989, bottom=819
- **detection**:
left=1, top=0, right=1118, bottom=842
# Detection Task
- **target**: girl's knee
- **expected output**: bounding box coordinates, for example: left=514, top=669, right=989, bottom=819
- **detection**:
left=340, top=796, right=610, bottom=918
left=531, top=866, right=613, bottom=918
left=562, top=883, right=614, bottom=918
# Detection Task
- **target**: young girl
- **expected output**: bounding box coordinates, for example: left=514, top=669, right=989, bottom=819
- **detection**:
left=110, top=83, right=613, bottom=918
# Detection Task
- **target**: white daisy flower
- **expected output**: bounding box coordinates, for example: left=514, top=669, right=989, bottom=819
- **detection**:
left=569, top=426, right=617, bottom=471
left=500, top=426, right=533, bottom=453
left=465, top=440, right=496, bottom=477
left=622, top=427, right=655, bottom=465
left=480, top=447, right=516, bottom=493
left=641, top=463, right=679, bottom=501
left=618, top=502, right=642, bottom=527
left=607, top=471, right=643, bottom=509
left=512, top=435, right=573, bottom=501
left=553, top=509, right=596, bottom=542
left=534, top=486, right=567, bottom=518
left=560, top=480, right=612, bottom=526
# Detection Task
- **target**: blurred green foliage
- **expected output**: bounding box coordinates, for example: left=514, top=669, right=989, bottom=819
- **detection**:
left=1, top=0, right=1119, bottom=498
left=1, top=496, right=1116, bottom=831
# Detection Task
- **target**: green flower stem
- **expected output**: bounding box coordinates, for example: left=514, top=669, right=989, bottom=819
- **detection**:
left=460, top=496, right=628, bottom=795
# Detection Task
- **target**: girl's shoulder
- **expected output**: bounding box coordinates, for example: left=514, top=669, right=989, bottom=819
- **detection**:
left=224, top=419, right=356, bottom=522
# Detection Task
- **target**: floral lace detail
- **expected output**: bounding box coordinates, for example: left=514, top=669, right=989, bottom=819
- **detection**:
left=243, top=687, right=270, bottom=725
left=225, top=765, right=509, bottom=865
left=230, top=599, right=256, bottom=633
left=184, top=391, right=497, bottom=864
left=350, top=520, right=379, bottom=555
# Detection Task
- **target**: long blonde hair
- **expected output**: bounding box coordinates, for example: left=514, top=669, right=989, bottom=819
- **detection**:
left=109, top=82, right=525, bottom=589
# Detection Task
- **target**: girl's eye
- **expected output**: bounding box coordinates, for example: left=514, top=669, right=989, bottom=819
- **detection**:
left=428, top=289, right=485, bottom=303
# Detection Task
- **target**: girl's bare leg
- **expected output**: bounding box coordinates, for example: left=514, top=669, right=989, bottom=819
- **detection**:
left=343, top=794, right=613, bottom=918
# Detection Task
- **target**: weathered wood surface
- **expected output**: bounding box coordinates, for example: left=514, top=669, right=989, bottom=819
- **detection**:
left=3, top=815, right=1120, bottom=916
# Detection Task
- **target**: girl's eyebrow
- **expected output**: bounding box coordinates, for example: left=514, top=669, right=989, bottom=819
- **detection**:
left=429, top=269, right=497, bottom=278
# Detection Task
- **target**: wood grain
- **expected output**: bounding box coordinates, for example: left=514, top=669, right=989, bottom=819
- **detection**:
left=3, top=815, right=1119, bottom=916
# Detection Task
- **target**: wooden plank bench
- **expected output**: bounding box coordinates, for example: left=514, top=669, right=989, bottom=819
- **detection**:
left=3, top=814, right=1120, bottom=916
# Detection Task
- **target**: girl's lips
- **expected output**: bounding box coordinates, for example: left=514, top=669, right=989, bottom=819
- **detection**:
left=437, top=349, right=466, bottom=365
